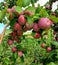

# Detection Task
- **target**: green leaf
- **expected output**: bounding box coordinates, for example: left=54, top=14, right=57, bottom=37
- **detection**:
left=12, top=52, right=18, bottom=63
left=46, top=29, right=53, bottom=46
left=39, top=8, right=49, bottom=17
left=49, top=15, right=58, bottom=23
left=48, top=50, right=56, bottom=59
left=10, top=18, right=17, bottom=29
left=16, top=44, right=23, bottom=51
left=47, top=62, right=56, bottom=65
left=16, top=0, right=23, bottom=7
left=55, top=9, right=58, bottom=14
left=26, top=6, right=35, bottom=14
left=20, top=56, right=24, bottom=62
left=35, top=6, right=42, bottom=13
left=3, top=58, right=10, bottom=65
left=26, top=15, right=33, bottom=24
left=22, top=0, right=31, bottom=7
left=14, top=52, right=18, bottom=59
left=52, top=41, right=58, bottom=48
left=31, top=0, right=38, bottom=4
left=0, top=7, right=7, bottom=22
left=15, top=6, right=22, bottom=14
left=32, top=14, right=40, bottom=21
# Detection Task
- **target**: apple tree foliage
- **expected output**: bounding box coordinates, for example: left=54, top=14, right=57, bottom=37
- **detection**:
left=0, top=0, right=58, bottom=65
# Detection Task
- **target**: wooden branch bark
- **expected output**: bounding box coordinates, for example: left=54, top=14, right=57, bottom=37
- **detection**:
left=0, top=23, right=9, bottom=44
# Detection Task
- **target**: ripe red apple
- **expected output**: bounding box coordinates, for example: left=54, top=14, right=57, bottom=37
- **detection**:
left=13, top=36, right=20, bottom=43
left=10, top=31, right=16, bottom=37
left=47, top=47, right=52, bottom=52
left=33, top=23, right=40, bottom=32
left=38, top=18, right=52, bottom=29
left=14, top=23, right=22, bottom=31
left=7, top=39, right=13, bottom=45
left=11, top=6, right=16, bottom=13
left=12, top=47, right=17, bottom=53
left=18, top=51, right=23, bottom=57
left=34, top=32, right=41, bottom=39
left=7, top=8, right=12, bottom=13
left=41, top=43, right=45, bottom=48
left=24, top=10, right=34, bottom=16
left=18, top=15, right=26, bottom=25
left=17, top=30, right=23, bottom=37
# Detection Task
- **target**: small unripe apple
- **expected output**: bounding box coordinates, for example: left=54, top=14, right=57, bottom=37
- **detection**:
left=18, top=51, right=23, bottom=57
left=38, top=18, right=52, bottom=29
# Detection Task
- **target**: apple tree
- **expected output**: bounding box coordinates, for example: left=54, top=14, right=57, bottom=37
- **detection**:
left=0, top=0, right=58, bottom=65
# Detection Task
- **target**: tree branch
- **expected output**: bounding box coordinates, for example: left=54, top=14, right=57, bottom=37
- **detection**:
left=0, top=23, right=9, bottom=44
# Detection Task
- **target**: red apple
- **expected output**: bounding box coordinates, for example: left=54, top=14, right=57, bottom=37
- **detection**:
left=7, top=39, right=13, bottom=45
left=24, top=10, right=34, bottom=16
left=25, top=22, right=33, bottom=30
left=13, top=36, right=20, bottom=43
left=14, top=23, right=22, bottom=31
left=47, top=47, right=51, bottom=52
left=7, top=8, right=12, bottom=13
left=34, top=33, right=41, bottom=39
left=12, top=47, right=17, bottom=52
left=11, top=6, right=16, bottom=13
left=38, top=18, right=52, bottom=29
left=33, top=23, right=40, bottom=32
left=10, top=31, right=16, bottom=37
left=18, top=15, right=26, bottom=25
left=18, top=51, right=23, bottom=57
left=17, top=30, right=23, bottom=37
left=41, top=43, right=45, bottom=48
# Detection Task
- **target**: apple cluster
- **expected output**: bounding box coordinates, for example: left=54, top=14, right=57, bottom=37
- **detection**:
left=7, top=7, right=53, bottom=54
